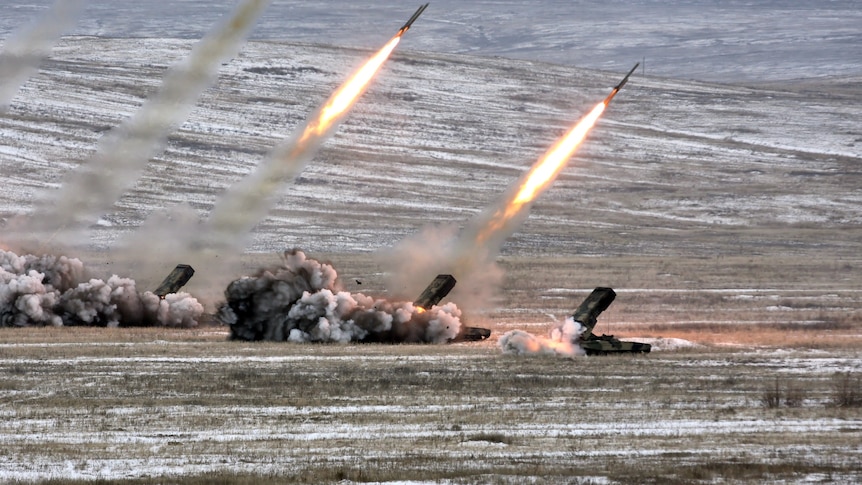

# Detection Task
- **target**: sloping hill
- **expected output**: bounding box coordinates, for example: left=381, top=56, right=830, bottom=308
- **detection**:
left=1, top=38, right=860, bottom=326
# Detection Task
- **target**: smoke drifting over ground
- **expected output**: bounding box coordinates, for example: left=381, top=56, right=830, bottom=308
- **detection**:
left=382, top=224, right=505, bottom=313
left=0, top=249, right=202, bottom=327
left=219, top=249, right=462, bottom=343
left=0, top=0, right=83, bottom=110
left=499, top=317, right=586, bottom=358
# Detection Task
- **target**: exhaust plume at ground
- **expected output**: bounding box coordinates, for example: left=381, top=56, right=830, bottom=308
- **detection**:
left=0, top=249, right=202, bottom=327
left=499, top=317, right=587, bottom=357
left=0, top=0, right=84, bottom=111
left=21, top=0, right=269, bottom=247
left=220, top=249, right=462, bottom=343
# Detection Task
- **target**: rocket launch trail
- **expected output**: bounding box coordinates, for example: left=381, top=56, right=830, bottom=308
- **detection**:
left=461, top=63, right=640, bottom=260
left=23, top=0, right=270, bottom=249
left=387, top=63, right=638, bottom=306
left=0, top=0, right=84, bottom=111
left=197, top=4, right=430, bottom=254
left=128, top=4, right=429, bottom=306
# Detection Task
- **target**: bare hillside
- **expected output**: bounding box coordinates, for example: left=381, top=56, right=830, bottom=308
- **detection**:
left=1, top=37, right=860, bottom=326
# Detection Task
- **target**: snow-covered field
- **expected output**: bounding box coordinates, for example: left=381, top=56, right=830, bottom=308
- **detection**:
left=2, top=37, right=859, bottom=259
left=1, top=1, right=861, bottom=482
left=0, top=332, right=859, bottom=482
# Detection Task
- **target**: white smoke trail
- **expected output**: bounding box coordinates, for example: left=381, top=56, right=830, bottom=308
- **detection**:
left=0, top=0, right=84, bottom=110
left=0, top=249, right=202, bottom=327
left=25, top=0, right=270, bottom=244
left=498, top=317, right=587, bottom=358
left=385, top=101, right=612, bottom=310
left=135, top=33, right=407, bottom=305
left=201, top=34, right=402, bottom=253
left=220, top=249, right=463, bottom=343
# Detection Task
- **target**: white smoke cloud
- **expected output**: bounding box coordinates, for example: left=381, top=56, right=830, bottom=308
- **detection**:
left=220, top=249, right=463, bottom=344
left=0, top=249, right=202, bottom=328
left=499, top=317, right=587, bottom=357
left=146, top=291, right=204, bottom=328
left=0, top=270, right=63, bottom=326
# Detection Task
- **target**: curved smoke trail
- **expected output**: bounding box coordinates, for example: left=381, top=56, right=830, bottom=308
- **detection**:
left=219, top=249, right=462, bottom=343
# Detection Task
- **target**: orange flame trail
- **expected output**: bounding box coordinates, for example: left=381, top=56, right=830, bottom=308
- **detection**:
left=474, top=100, right=608, bottom=245
left=297, top=35, right=401, bottom=145
left=388, top=67, right=636, bottom=306
left=204, top=34, right=403, bottom=244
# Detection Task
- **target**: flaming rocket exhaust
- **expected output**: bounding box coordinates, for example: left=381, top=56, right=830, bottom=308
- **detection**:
left=386, top=61, right=640, bottom=306
left=398, top=3, right=429, bottom=36
left=603, top=62, right=638, bottom=105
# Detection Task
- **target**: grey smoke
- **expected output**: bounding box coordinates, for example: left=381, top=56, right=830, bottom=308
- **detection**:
left=381, top=224, right=505, bottom=313
left=219, top=249, right=463, bottom=343
left=499, top=317, right=587, bottom=357
left=0, top=0, right=84, bottom=110
left=26, top=0, right=270, bottom=243
left=0, top=249, right=202, bottom=327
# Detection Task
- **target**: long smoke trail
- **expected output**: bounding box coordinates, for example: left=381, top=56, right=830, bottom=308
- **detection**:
left=0, top=0, right=84, bottom=111
left=202, top=34, right=403, bottom=252
left=24, top=0, right=270, bottom=246
left=453, top=102, right=607, bottom=268
left=140, top=16, right=419, bottom=303
left=387, top=91, right=618, bottom=306
left=88, top=6, right=428, bottom=311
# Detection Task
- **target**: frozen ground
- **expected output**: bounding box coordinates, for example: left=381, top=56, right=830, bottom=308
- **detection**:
left=0, top=335, right=859, bottom=482
left=1, top=37, right=860, bottom=261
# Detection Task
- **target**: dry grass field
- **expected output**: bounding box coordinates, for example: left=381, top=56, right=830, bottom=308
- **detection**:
left=1, top=253, right=861, bottom=484
left=1, top=328, right=860, bottom=484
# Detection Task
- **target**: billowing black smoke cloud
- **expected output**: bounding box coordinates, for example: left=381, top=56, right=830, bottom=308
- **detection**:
left=219, top=249, right=462, bottom=343
left=0, top=249, right=202, bottom=327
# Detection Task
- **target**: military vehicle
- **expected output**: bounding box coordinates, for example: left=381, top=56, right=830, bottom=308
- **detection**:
left=414, top=274, right=490, bottom=342
left=414, top=274, right=457, bottom=309
left=153, top=264, right=195, bottom=298
left=572, top=287, right=650, bottom=355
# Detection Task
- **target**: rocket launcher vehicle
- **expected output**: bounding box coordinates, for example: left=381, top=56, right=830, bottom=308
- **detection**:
left=153, top=264, right=195, bottom=298
left=413, top=274, right=490, bottom=342
left=572, top=287, right=651, bottom=355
